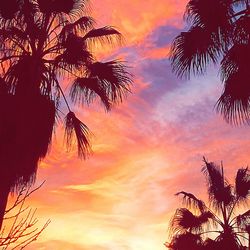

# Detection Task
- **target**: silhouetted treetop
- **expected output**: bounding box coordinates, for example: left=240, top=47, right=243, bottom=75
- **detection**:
left=0, top=0, right=132, bottom=229
left=166, top=158, right=250, bottom=250
left=170, top=0, right=250, bottom=125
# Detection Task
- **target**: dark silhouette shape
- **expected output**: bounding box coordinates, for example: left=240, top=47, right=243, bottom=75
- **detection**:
left=166, top=232, right=203, bottom=250
left=166, top=158, right=250, bottom=250
left=1, top=182, right=50, bottom=249
left=170, top=0, right=250, bottom=125
left=0, top=0, right=132, bottom=229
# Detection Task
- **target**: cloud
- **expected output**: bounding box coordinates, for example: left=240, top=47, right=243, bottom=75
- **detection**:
left=92, top=0, right=187, bottom=45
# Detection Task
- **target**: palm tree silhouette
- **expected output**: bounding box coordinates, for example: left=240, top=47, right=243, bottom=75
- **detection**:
left=170, top=0, right=250, bottom=125
left=0, top=0, right=132, bottom=229
left=166, top=158, right=250, bottom=250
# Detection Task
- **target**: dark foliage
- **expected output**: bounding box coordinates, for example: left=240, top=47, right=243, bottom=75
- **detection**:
left=166, top=158, right=250, bottom=250
left=170, top=0, right=250, bottom=124
left=0, top=0, right=132, bottom=228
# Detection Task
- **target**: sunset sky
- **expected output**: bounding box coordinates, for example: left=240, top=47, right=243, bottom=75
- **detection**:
left=11, top=0, right=250, bottom=249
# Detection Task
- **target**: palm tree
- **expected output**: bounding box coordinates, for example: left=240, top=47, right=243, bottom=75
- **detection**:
left=0, top=0, right=132, bottom=229
left=166, top=158, right=250, bottom=250
left=170, top=0, right=250, bottom=125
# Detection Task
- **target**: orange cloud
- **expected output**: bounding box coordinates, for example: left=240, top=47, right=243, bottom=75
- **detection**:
left=92, top=0, right=188, bottom=45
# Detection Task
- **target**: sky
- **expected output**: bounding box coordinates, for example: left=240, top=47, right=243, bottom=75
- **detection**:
left=6, top=0, right=250, bottom=249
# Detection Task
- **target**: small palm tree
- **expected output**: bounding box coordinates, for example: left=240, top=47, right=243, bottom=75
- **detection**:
left=167, top=158, right=250, bottom=250
left=0, top=0, right=132, bottom=228
left=170, top=0, right=250, bottom=125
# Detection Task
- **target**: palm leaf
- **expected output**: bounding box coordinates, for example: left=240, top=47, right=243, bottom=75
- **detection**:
left=202, top=158, right=234, bottom=209
left=170, top=26, right=222, bottom=78
left=185, top=0, right=233, bottom=45
left=70, top=77, right=111, bottom=110
left=6, top=27, right=28, bottom=41
left=87, top=60, right=132, bottom=105
left=216, top=43, right=250, bottom=125
left=235, top=167, right=250, bottom=200
left=64, top=111, right=91, bottom=159
left=56, top=34, right=93, bottom=69
left=175, top=191, right=206, bottom=213
left=233, top=15, right=250, bottom=44
left=83, top=26, right=123, bottom=47
left=55, top=0, right=87, bottom=17
left=57, top=48, right=93, bottom=70
left=60, top=16, right=95, bottom=39
left=38, top=0, right=87, bottom=17
left=5, top=55, right=55, bottom=96
left=170, top=208, right=213, bottom=235
left=236, top=209, right=250, bottom=229
left=20, top=0, right=38, bottom=16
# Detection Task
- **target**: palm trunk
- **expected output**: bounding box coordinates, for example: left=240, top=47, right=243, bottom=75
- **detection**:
left=0, top=184, right=10, bottom=230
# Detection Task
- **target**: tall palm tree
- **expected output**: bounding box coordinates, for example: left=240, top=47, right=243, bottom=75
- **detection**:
left=170, top=0, right=250, bottom=125
left=0, top=0, right=132, bottom=229
left=166, top=158, right=250, bottom=250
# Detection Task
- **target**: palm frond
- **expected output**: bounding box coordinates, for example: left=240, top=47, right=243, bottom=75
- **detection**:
left=5, top=55, right=55, bottom=96
left=170, top=208, right=213, bottom=235
left=220, top=44, right=250, bottom=83
left=6, top=27, right=28, bottom=41
left=235, top=167, right=250, bottom=200
left=202, top=158, right=234, bottom=209
left=83, top=26, right=123, bottom=47
left=0, top=27, right=29, bottom=53
left=56, top=33, right=93, bottom=69
left=19, top=0, right=39, bottom=21
left=233, top=15, right=250, bottom=44
left=236, top=209, right=250, bottom=229
left=70, top=77, right=111, bottom=110
left=216, top=43, right=250, bottom=125
left=185, top=0, right=233, bottom=46
left=60, top=16, right=95, bottom=38
left=56, top=49, right=93, bottom=70
left=38, top=0, right=87, bottom=17
left=56, top=0, right=87, bottom=17
left=53, top=0, right=77, bottom=14
left=170, top=26, right=222, bottom=79
left=175, top=191, right=206, bottom=213
left=87, top=60, right=132, bottom=105
left=64, top=111, right=91, bottom=159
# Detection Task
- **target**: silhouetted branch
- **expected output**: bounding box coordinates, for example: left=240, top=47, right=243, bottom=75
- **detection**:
left=0, top=182, right=50, bottom=249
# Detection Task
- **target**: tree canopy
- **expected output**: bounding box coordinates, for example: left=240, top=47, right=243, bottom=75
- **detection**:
left=170, top=0, right=250, bottom=125
left=166, top=158, right=250, bottom=250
